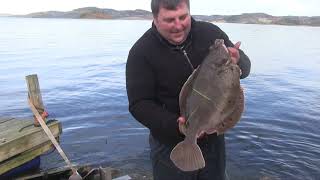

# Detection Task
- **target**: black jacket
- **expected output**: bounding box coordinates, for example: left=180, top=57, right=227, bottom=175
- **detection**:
left=126, top=18, right=251, bottom=146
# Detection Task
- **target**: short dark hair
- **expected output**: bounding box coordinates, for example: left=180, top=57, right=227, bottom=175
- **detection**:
left=151, top=0, right=190, bottom=17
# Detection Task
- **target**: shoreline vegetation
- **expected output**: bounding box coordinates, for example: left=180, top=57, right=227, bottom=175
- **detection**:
left=1, top=7, right=319, bottom=27
left=2, top=7, right=320, bottom=27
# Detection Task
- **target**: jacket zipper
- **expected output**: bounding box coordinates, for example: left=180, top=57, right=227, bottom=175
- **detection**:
left=182, top=49, right=194, bottom=71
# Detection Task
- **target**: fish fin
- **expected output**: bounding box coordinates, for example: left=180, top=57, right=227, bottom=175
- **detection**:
left=217, top=87, right=245, bottom=134
left=170, top=140, right=205, bottom=171
left=179, top=66, right=201, bottom=117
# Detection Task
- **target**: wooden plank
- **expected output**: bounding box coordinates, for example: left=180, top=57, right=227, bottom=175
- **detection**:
left=0, top=117, right=15, bottom=123
left=0, top=119, right=59, bottom=143
left=0, top=141, right=53, bottom=175
left=26, top=74, right=46, bottom=126
left=0, top=120, right=61, bottom=161
left=0, top=118, right=33, bottom=138
left=0, top=120, right=61, bottom=162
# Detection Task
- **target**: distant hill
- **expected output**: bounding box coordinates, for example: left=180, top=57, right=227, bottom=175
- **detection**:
left=22, top=7, right=153, bottom=20
left=18, top=7, right=320, bottom=27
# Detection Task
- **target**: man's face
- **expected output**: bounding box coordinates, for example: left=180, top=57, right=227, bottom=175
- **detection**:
left=154, top=1, right=191, bottom=45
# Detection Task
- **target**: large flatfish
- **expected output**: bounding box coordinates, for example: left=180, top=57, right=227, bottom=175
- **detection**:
left=170, top=39, right=244, bottom=171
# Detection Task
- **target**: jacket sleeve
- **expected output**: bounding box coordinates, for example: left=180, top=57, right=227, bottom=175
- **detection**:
left=220, top=31, right=251, bottom=79
left=126, top=48, right=183, bottom=145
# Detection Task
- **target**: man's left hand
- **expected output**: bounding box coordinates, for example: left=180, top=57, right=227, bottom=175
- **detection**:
left=227, top=41, right=241, bottom=64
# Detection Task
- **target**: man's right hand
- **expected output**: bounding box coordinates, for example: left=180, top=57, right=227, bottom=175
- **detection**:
left=177, top=116, right=187, bottom=135
left=177, top=116, right=208, bottom=138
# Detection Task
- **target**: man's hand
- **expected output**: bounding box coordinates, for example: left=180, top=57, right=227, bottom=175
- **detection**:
left=177, top=116, right=187, bottom=135
left=227, top=41, right=241, bottom=64
left=177, top=116, right=211, bottom=138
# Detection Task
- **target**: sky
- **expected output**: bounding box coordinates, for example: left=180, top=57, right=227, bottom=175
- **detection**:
left=0, top=0, right=319, bottom=16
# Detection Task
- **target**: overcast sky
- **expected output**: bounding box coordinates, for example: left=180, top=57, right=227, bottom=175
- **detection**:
left=0, top=0, right=319, bottom=16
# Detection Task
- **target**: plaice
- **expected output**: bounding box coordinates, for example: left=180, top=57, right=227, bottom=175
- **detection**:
left=170, top=39, right=244, bottom=171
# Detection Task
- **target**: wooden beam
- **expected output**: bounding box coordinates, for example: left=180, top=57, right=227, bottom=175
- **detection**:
left=25, top=74, right=46, bottom=126
left=28, top=100, right=77, bottom=174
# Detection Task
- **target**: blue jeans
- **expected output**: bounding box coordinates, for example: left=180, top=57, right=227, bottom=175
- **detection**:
left=149, top=134, right=226, bottom=180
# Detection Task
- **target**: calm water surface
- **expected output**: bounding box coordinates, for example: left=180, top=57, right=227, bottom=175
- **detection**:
left=0, top=17, right=319, bottom=180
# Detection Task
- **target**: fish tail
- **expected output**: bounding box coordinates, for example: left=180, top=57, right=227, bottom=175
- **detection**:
left=170, top=140, right=205, bottom=171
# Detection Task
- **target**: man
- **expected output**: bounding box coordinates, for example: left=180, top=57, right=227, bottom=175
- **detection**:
left=126, top=0, right=251, bottom=179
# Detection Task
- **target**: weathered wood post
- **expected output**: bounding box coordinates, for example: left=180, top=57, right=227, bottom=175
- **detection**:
left=26, top=74, right=46, bottom=126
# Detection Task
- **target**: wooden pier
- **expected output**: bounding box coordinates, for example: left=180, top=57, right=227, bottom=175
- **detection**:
left=0, top=117, right=61, bottom=175
left=0, top=74, right=131, bottom=179
left=0, top=74, right=64, bottom=177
